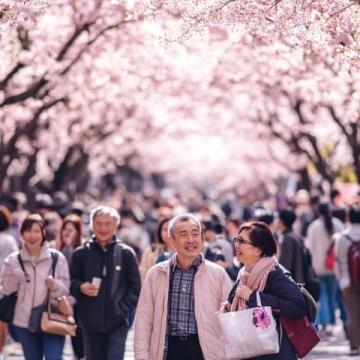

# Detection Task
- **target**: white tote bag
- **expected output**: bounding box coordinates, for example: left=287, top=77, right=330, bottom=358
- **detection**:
left=218, top=292, right=280, bottom=360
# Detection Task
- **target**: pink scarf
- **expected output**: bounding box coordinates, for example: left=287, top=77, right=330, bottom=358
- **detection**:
left=232, top=256, right=278, bottom=311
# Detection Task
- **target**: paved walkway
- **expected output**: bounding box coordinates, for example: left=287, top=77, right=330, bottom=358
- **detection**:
left=3, top=324, right=358, bottom=359
left=304, top=325, right=359, bottom=360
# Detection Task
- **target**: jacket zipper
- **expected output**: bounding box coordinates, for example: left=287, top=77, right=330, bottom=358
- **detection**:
left=31, top=264, right=36, bottom=308
left=29, top=263, right=37, bottom=332
left=103, top=247, right=108, bottom=330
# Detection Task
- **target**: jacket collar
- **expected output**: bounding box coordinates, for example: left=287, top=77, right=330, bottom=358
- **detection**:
left=91, top=235, right=119, bottom=249
left=157, top=253, right=205, bottom=273
left=20, top=242, right=51, bottom=263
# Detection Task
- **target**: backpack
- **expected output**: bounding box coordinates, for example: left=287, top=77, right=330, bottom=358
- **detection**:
left=298, top=284, right=317, bottom=322
left=279, top=264, right=318, bottom=323
left=344, top=234, right=360, bottom=287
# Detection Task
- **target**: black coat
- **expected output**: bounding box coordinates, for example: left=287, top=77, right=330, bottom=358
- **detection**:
left=278, top=230, right=306, bottom=284
left=230, top=265, right=308, bottom=360
left=70, top=237, right=141, bottom=332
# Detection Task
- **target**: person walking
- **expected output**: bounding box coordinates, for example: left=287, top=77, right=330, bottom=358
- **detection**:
left=0, top=205, right=18, bottom=355
left=59, top=214, right=84, bottom=360
left=70, top=205, right=141, bottom=360
left=0, top=214, right=70, bottom=360
left=139, top=218, right=172, bottom=282
left=134, top=213, right=232, bottom=360
left=334, top=206, right=360, bottom=356
left=307, top=202, right=344, bottom=334
left=277, top=208, right=305, bottom=284
left=221, top=221, right=308, bottom=360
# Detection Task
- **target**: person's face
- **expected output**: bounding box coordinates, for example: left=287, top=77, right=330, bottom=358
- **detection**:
left=277, top=219, right=285, bottom=233
left=22, top=223, right=43, bottom=253
left=226, top=221, right=238, bottom=239
left=61, top=222, right=78, bottom=247
left=204, top=228, right=215, bottom=241
left=234, top=229, right=262, bottom=266
left=171, top=220, right=202, bottom=263
left=93, top=214, right=117, bottom=246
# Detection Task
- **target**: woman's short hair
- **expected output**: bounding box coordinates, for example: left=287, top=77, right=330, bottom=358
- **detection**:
left=20, top=214, right=46, bottom=244
left=0, top=205, right=12, bottom=231
left=238, top=220, right=277, bottom=257
left=156, top=218, right=171, bottom=244
left=60, top=214, right=83, bottom=249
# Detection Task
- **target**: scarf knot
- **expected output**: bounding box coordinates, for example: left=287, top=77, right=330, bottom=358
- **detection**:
left=232, top=256, right=278, bottom=311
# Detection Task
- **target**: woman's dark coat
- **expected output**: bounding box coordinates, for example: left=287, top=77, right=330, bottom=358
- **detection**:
left=230, top=265, right=308, bottom=360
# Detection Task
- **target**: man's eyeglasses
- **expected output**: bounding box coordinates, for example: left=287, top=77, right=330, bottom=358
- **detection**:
left=233, top=236, right=253, bottom=246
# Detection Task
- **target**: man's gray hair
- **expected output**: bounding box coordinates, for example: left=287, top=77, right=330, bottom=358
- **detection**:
left=90, top=205, right=120, bottom=230
left=168, top=213, right=202, bottom=238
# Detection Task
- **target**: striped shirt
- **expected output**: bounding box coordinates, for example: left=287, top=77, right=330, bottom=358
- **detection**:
left=167, top=255, right=202, bottom=336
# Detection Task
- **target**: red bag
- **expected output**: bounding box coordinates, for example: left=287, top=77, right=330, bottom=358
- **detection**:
left=325, top=242, right=335, bottom=270
left=280, top=315, right=320, bottom=358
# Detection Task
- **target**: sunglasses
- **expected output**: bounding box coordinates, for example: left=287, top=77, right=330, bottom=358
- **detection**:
left=233, top=236, right=253, bottom=246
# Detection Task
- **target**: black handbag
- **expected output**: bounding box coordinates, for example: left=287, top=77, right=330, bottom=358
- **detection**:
left=29, top=302, right=62, bottom=333
left=0, top=292, right=17, bottom=323
left=0, top=254, right=29, bottom=323
left=28, top=304, right=47, bottom=333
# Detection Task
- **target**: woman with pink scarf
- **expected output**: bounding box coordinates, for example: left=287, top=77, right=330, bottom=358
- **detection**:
left=221, top=221, right=307, bottom=359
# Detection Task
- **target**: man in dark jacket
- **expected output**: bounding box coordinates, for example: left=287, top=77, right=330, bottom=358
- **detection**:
left=278, top=208, right=305, bottom=284
left=70, top=205, right=141, bottom=360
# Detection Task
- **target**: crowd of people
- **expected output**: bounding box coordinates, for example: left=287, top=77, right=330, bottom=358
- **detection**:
left=0, top=185, right=359, bottom=359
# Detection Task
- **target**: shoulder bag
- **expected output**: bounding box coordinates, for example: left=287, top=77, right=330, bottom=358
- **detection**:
left=218, top=292, right=280, bottom=360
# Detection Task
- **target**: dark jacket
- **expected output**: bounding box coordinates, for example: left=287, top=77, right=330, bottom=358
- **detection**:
left=279, top=230, right=305, bottom=284
left=230, top=265, right=308, bottom=360
left=70, top=237, right=141, bottom=331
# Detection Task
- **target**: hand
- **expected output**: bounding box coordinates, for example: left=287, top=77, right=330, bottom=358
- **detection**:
left=236, top=285, right=253, bottom=301
left=219, top=301, right=231, bottom=313
left=57, top=296, right=74, bottom=317
left=80, top=282, right=99, bottom=297
left=45, top=276, right=55, bottom=289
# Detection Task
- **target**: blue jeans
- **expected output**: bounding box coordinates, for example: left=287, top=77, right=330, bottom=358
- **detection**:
left=82, top=325, right=129, bottom=360
left=336, top=285, right=347, bottom=323
left=13, top=325, right=65, bottom=360
left=317, top=275, right=337, bottom=326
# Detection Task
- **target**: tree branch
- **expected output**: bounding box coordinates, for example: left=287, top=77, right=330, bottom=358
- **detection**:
left=56, top=20, right=96, bottom=61
left=0, top=20, right=97, bottom=108
left=0, top=78, right=49, bottom=107
left=0, top=63, right=25, bottom=91
left=328, top=106, right=352, bottom=143
left=0, top=97, right=66, bottom=189
left=60, top=21, right=128, bottom=76
left=0, top=26, right=30, bottom=90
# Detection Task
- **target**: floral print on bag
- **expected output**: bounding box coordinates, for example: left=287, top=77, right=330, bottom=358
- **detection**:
left=252, top=308, right=271, bottom=329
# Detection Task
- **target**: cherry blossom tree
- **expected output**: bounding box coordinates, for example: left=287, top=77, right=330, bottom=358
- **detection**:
left=0, top=0, right=359, bottom=198
left=188, top=3, right=360, bottom=187
left=0, top=0, right=151, bottom=195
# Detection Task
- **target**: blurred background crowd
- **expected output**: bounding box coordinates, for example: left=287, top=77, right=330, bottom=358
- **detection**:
left=0, top=178, right=360, bottom=356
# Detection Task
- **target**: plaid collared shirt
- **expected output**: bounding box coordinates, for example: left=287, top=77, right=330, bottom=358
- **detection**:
left=167, top=255, right=203, bottom=336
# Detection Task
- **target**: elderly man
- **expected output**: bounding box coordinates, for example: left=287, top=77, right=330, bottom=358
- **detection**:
left=134, top=213, right=232, bottom=360
left=70, top=205, right=141, bottom=360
